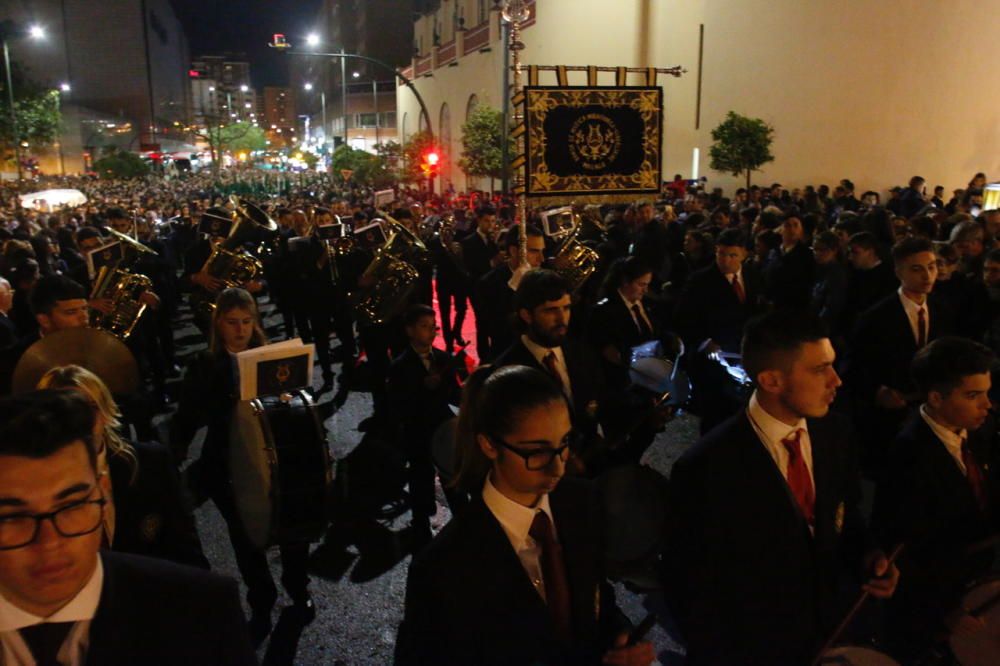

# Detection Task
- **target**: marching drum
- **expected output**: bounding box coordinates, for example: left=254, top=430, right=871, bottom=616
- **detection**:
left=949, top=575, right=1000, bottom=666
left=628, top=337, right=689, bottom=404
left=816, top=646, right=900, bottom=665
left=598, top=464, right=669, bottom=590
left=229, top=390, right=333, bottom=549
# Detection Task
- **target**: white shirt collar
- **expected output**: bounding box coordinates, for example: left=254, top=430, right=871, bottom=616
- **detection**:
left=897, top=286, right=927, bottom=315
left=919, top=404, right=968, bottom=472
left=617, top=288, right=643, bottom=310
left=0, top=557, right=103, bottom=631
left=748, top=390, right=808, bottom=444
left=521, top=334, right=563, bottom=366
left=482, top=475, right=554, bottom=547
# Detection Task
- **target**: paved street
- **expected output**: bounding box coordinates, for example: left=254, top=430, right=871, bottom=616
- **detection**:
left=160, top=296, right=695, bottom=665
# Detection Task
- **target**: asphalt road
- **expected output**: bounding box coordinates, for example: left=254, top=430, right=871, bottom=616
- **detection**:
left=160, top=297, right=695, bottom=665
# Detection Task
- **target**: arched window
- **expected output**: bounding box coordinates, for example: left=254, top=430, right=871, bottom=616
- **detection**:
left=466, top=94, right=480, bottom=121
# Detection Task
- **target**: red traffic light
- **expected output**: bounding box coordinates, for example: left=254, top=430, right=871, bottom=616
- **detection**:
left=425, top=151, right=440, bottom=166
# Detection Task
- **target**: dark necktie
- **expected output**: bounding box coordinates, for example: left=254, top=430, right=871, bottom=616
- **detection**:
left=542, top=351, right=563, bottom=390
left=917, top=306, right=927, bottom=348
left=20, top=622, right=74, bottom=666
left=631, top=303, right=652, bottom=338
left=732, top=275, right=746, bottom=304
left=782, top=429, right=815, bottom=526
left=961, top=438, right=989, bottom=512
left=529, top=511, right=573, bottom=643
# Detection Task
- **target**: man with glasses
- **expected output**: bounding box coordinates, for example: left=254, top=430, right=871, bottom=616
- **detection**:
left=0, top=390, right=255, bottom=665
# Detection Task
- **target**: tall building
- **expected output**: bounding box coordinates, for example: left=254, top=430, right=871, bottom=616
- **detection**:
left=398, top=0, right=1000, bottom=194
left=263, top=87, right=296, bottom=148
left=1, top=0, right=192, bottom=172
left=190, top=55, right=258, bottom=126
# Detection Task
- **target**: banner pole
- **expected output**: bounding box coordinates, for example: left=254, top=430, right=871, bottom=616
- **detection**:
left=503, top=1, right=531, bottom=279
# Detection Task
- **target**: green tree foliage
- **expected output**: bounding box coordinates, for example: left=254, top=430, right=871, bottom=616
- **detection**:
left=708, top=111, right=775, bottom=189
left=93, top=147, right=150, bottom=179
left=329, top=144, right=398, bottom=189
left=0, top=61, right=62, bottom=168
left=223, top=123, right=267, bottom=153
left=459, top=106, right=510, bottom=189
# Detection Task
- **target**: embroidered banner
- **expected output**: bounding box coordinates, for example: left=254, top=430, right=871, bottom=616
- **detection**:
left=522, top=86, right=663, bottom=198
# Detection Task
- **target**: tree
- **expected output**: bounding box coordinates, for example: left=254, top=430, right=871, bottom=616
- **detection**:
left=93, top=147, right=150, bottom=179
left=401, top=130, right=437, bottom=184
left=459, top=106, right=511, bottom=192
left=708, top=111, right=775, bottom=189
left=329, top=144, right=398, bottom=189
left=0, top=61, right=62, bottom=170
left=190, top=120, right=263, bottom=175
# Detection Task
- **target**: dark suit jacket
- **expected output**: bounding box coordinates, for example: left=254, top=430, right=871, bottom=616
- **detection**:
left=587, top=294, right=659, bottom=391
left=109, top=441, right=210, bottom=569
left=387, top=346, right=461, bottom=442
left=663, top=411, right=871, bottom=665
left=673, top=263, right=762, bottom=353
left=764, top=242, right=816, bottom=310
left=476, top=264, right=516, bottom=360
left=85, top=551, right=256, bottom=665
left=460, top=232, right=498, bottom=282
left=842, top=262, right=898, bottom=332
left=394, top=478, right=627, bottom=665
left=846, top=292, right=954, bottom=401
left=872, top=414, right=1000, bottom=648
left=493, top=338, right=605, bottom=441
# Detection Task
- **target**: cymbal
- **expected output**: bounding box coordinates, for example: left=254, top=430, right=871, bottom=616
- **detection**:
left=12, top=328, right=140, bottom=395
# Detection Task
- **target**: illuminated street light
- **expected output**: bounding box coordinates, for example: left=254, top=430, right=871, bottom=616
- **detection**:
left=352, top=71, right=360, bottom=78
left=209, top=86, right=215, bottom=92
left=303, top=82, right=313, bottom=91
left=28, top=25, right=45, bottom=40
left=59, top=82, right=71, bottom=92
left=240, top=84, right=249, bottom=92
left=306, top=33, right=320, bottom=47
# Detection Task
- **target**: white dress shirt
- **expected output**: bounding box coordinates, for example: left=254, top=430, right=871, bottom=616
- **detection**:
left=520, top=334, right=573, bottom=403
left=0, top=558, right=103, bottom=666
left=746, top=391, right=815, bottom=489
left=482, top=476, right=557, bottom=602
left=897, top=287, right=929, bottom=345
left=617, top=289, right=652, bottom=335
left=919, top=404, right=968, bottom=474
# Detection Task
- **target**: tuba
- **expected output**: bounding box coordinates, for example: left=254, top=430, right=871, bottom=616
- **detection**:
left=352, top=211, right=430, bottom=327
left=435, top=214, right=468, bottom=276
left=89, top=227, right=157, bottom=340
left=192, top=196, right=278, bottom=320
left=544, top=207, right=600, bottom=292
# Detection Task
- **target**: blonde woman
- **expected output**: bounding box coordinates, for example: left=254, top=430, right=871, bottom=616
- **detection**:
left=38, top=365, right=208, bottom=569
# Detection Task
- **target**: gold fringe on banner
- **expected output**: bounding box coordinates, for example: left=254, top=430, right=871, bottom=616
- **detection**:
left=526, top=194, right=651, bottom=205
left=556, top=66, right=568, bottom=86
left=587, top=66, right=598, bottom=86
left=646, top=68, right=658, bottom=86
left=616, top=67, right=628, bottom=86
left=528, top=65, right=539, bottom=87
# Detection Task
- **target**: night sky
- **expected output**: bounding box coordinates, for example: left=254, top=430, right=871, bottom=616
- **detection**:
left=170, top=0, right=324, bottom=88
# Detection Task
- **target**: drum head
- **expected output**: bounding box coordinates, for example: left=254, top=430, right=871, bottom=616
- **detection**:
left=949, top=576, right=1000, bottom=666
left=431, top=417, right=458, bottom=483
left=597, top=464, right=668, bottom=589
left=819, top=647, right=900, bottom=665
left=230, top=400, right=275, bottom=549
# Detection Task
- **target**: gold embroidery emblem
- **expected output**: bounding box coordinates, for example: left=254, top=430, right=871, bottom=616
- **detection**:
left=140, top=514, right=162, bottom=542
left=568, top=113, right=622, bottom=171
left=276, top=363, right=291, bottom=384
left=834, top=501, right=845, bottom=535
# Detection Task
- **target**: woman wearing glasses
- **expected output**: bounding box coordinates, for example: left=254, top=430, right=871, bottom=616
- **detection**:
left=36, top=364, right=208, bottom=570
left=395, top=364, right=655, bottom=666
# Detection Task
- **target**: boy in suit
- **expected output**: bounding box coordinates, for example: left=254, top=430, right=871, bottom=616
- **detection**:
left=0, top=390, right=255, bottom=665
left=873, top=336, right=1000, bottom=659
left=664, top=310, right=899, bottom=665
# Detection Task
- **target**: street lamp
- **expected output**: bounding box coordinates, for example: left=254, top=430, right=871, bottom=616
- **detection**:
left=1, top=21, right=46, bottom=180
left=306, top=33, right=320, bottom=47
left=240, top=84, right=249, bottom=92
left=303, top=83, right=326, bottom=152
left=59, top=82, right=71, bottom=92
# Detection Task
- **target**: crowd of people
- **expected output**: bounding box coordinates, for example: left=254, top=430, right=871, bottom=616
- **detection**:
left=0, top=168, right=997, bottom=665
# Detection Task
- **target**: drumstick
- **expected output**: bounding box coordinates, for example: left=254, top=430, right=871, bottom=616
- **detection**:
left=810, top=543, right=905, bottom=666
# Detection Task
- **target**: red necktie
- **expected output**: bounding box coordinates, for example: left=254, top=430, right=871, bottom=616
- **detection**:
left=917, top=307, right=927, bottom=348
left=529, top=511, right=573, bottom=643
left=961, top=439, right=989, bottom=512
left=542, top=351, right=563, bottom=390
left=782, top=429, right=815, bottom=526
left=732, top=275, right=746, bottom=304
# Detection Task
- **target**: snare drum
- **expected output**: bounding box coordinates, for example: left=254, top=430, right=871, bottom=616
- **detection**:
left=229, top=390, right=333, bottom=549
left=949, top=575, right=1000, bottom=666
left=817, top=646, right=900, bottom=665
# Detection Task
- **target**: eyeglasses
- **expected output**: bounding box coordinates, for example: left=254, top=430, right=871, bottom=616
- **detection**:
left=488, top=433, right=575, bottom=471
left=0, top=493, right=107, bottom=551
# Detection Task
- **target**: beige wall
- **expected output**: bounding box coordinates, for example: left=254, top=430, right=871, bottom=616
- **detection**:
left=401, top=0, right=1000, bottom=195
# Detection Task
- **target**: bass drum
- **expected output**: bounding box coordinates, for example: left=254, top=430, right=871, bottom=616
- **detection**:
left=597, top=464, right=669, bottom=591
left=229, top=390, right=333, bottom=549
left=817, top=646, right=900, bottom=665
left=949, top=575, right=1000, bottom=666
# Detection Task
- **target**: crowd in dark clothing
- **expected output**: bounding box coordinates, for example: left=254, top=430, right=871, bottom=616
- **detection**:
left=0, top=168, right=997, bottom=665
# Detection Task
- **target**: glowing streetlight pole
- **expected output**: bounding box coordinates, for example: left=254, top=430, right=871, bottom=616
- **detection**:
left=1, top=22, right=45, bottom=180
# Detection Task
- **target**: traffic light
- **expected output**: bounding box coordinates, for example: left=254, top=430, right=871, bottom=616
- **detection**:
left=421, top=150, right=441, bottom=177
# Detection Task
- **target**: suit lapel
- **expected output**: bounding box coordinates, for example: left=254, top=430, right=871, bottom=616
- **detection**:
left=738, top=413, right=814, bottom=534
left=809, top=419, right=839, bottom=545
left=890, top=297, right=918, bottom=355
left=915, top=418, right=983, bottom=512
